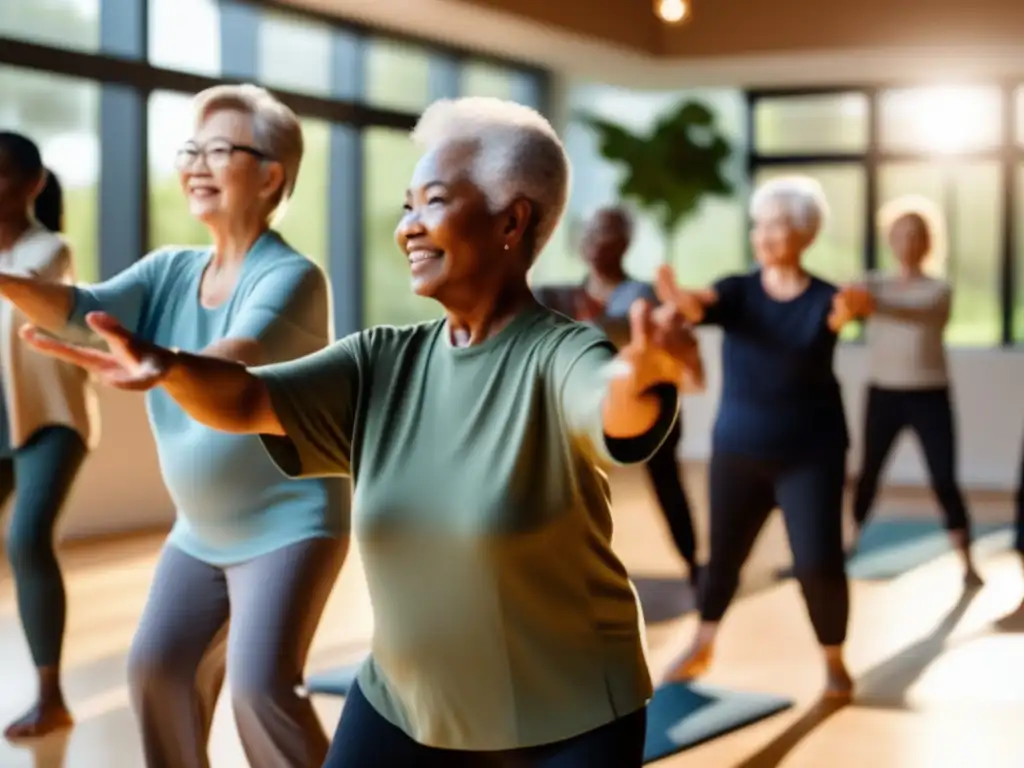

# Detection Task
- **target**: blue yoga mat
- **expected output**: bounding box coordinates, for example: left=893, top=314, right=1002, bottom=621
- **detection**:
left=644, top=682, right=793, bottom=763
left=775, top=518, right=1010, bottom=582
left=304, top=661, right=363, bottom=697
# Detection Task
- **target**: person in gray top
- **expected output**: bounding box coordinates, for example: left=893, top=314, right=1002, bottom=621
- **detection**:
left=846, top=196, right=980, bottom=584
left=534, top=206, right=699, bottom=584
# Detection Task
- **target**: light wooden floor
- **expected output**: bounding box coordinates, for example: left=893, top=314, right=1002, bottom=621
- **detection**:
left=1, top=466, right=1022, bottom=768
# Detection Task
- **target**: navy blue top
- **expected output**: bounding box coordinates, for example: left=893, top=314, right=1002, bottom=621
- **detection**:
left=703, top=271, right=848, bottom=460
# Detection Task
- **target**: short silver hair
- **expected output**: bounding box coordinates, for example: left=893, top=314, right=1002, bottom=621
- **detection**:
left=411, top=97, right=569, bottom=262
left=750, top=175, right=829, bottom=240
left=193, top=84, right=303, bottom=222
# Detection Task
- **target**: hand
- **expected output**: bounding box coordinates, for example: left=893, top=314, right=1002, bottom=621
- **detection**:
left=654, top=264, right=708, bottom=323
left=613, top=298, right=702, bottom=393
left=20, top=311, right=172, bottom=392
left=839, top=284, right=875, bottom=316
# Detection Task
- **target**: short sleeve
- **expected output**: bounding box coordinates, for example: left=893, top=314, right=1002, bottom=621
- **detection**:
left=252, top=333, right=364, bottom=479
left=552, top=326, right=678, bottom=466
left=701, top=274, right=746, bottom=328
left=68, top=250, right=160, bottom=334
left=227, top=259, right=330, bottom=362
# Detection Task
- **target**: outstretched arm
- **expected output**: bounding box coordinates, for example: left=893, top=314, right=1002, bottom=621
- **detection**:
left=0, top=274, right=75, bottom=333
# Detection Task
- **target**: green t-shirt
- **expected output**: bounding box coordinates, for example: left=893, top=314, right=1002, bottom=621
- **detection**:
left=254, top=305, right=676, bottom=750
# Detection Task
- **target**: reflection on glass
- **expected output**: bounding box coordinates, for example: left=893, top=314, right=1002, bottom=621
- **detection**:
left=258, top=11, right=332, bottom=96
left=0, top=0, right=100, bottom=52
left=276, top=119, right=330, bottom=268
left=366, top=40, right=431, bottom=113
left=148, top=0, right=221, bottom=76
left=148, top=91, right=209, bottom=250
left=363, top=128, right=440, bottom=327
left=878, top=161, right=1002, bottom=346
left=461, top=62, right=513, bottom=100
left=879, top=86, right=1003, bottom=154
left=754, top=93, right=869, bottom=155
left=0, top=66, right=100, bottom=282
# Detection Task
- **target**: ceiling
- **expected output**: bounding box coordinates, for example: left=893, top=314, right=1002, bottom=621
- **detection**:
left=284, top=0, right=1024, bottom=87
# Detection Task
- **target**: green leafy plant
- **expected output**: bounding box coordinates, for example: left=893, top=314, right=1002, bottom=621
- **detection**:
left=576, top=100, right=735, bottom=262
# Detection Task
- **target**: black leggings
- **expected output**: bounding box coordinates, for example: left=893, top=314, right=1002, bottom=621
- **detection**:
left=644, top=419, right=697, bottom=569
left=701, top=450, right=849, bottom=646
left=323, top=683, right=647, bottom=768
left=853, top=386, right=970, bottom=535
left=1, top=426, right=87, bottom=667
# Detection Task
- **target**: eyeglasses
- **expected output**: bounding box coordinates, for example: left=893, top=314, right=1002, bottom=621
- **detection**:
left=173, top=140, right=270, bottom=171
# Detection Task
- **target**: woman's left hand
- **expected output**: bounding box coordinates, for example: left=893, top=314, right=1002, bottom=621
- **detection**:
left=614, top=297, right=703, bottom=394
left=20, top=311, right=171, bottom=391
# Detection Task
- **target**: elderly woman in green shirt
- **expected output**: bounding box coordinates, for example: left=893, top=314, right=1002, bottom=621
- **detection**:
left=21, top=97, right=704, bottom=767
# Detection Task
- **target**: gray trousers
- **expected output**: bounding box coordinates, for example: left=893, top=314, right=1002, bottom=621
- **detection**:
left=127, top=536, right=347, bottom=768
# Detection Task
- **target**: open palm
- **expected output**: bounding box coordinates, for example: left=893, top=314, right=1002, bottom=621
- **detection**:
left=20, top=312, right=169, bottom=391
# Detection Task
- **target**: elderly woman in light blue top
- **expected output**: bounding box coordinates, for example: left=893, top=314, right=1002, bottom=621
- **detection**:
left=0, top=84, right=349, bottom=768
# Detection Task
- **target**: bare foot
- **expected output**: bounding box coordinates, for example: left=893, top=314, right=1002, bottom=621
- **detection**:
left=4, top=701, right=73, bottom=741
left=664, top=641, right=714, bottom=683
left=823, top=666, right=854, bottom=701
left=963, top=568, right=984, bottom=589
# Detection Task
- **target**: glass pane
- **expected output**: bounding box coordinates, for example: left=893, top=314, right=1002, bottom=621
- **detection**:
left=878, top=161, right=1003, bottom=346
left=544, top=85, right=748, bottom=289
left=258, top=11, right=332, bottom=97
left=1017, top=165, right=1024, bottom=342
left=148, top=91, right=208, bottom=250
left=461, top=62, right=513, bottom=100
left=753, top=165, right=866, bottom=286
left=879, top=86, right=1003, bottom=154
left=276, top=119, right=330, bottom=269
left=0, top=67, right=100, bottom=283
left=148, top=0, right=221, bottom=77
left=0, top=0, right=100, bottom=52
left=754, top=93, right=868, bottom=155
left=366, top=40, right=431, bottom=114
left=363, top=128, right=441, bottom=327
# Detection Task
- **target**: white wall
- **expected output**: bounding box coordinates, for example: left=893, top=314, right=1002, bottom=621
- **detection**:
left=680, top=330, right=1024, bottom=491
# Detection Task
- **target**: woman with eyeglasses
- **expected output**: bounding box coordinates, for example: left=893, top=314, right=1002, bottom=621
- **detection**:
left=0, top=85, right=349, bottom=768
left=0, top=133, right=98, bottom=740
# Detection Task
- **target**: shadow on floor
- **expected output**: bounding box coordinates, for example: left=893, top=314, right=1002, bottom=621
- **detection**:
left=854, top=583, right=981, bottom=711
left=730, top=696, right=848, bottom=768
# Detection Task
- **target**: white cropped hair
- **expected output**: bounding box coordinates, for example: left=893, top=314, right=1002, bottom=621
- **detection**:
left=412, top=97, right=570, bottom=261
left=750, top=175, right=829, bottom=238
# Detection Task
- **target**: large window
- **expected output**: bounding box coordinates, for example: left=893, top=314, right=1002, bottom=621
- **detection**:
left=148, top=0, right=221, bottom=76
left=363, top=128, right=440, bottom=327
left=258, top=10, right=332, bottom=97
left=750, top=84, right=1021, bottom=346
left=754, top=93, right=869, bottom=156
left=0, top=66, right=101, bottom=282
left=148, top=91, right=208, bottom=250
left=366, top=40, right=432, bottom=114
left=461, top=62, right=514, bottom=100
left=276, top=118, right=331, bottom=268
left=0, top=0, right=101, bottom=52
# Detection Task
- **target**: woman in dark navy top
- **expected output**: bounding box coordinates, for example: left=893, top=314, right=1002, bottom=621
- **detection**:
left=659, top=176, right=869, bottom=699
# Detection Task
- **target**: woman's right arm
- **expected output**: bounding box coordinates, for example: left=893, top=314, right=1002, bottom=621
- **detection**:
left=654, top=264, right=735, bottom=325
left=0, top=274, right=75, bottom=332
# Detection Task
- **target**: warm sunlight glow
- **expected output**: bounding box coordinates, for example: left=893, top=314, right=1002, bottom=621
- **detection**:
left=655, top=0, right=689, bottom=24
left=902, top=87, right=998, bottom=154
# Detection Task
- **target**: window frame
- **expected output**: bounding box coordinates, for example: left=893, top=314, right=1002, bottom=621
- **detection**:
left=0, top=0, right=550, bottom=335
left=746, top=83, right=1020, bottom=347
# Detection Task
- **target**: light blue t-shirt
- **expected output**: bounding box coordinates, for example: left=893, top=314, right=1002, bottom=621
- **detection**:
left=69, top=230, right=350, bottom=565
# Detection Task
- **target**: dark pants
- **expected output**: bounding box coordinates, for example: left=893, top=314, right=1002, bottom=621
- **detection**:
left=323, top=682, right=647, bottom=768
left=701, top=449, right=849, bottom=646
left=853, top=386, right=970, bottom=535
left=0, top=425, right=87, bottom=668
left=644, top=419, right=697, bottom=569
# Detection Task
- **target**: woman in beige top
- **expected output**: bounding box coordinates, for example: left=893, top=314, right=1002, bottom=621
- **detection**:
left=847, top=196, right=980, bottom=584
left=0, top=132, right=98, bottom=739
